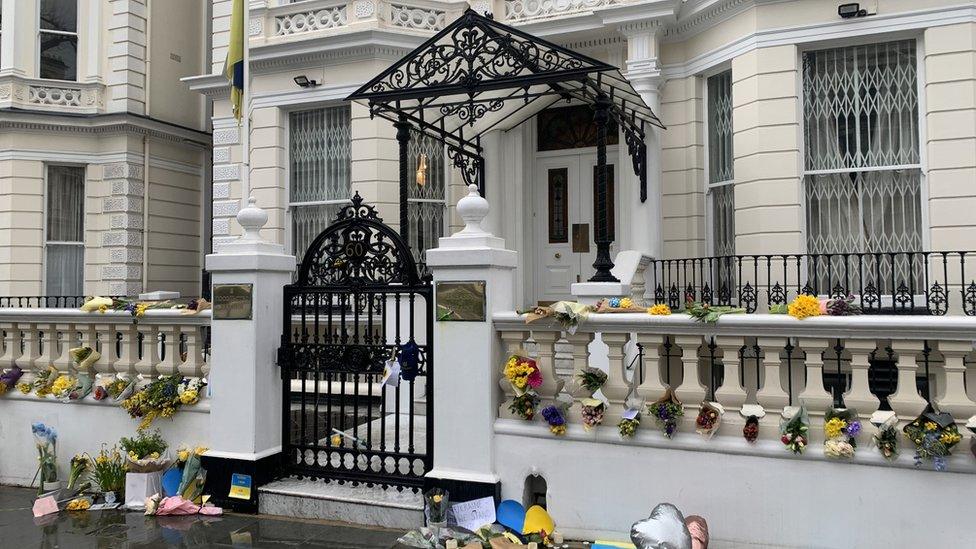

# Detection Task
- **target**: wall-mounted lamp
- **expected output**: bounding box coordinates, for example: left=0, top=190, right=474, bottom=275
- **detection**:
left=293, top=75, right=319, bottom=88
left=838, top=3, right=868, bottom=18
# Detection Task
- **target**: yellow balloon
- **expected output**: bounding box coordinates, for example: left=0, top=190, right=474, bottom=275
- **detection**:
left=522, top=505, right=555, bottom=535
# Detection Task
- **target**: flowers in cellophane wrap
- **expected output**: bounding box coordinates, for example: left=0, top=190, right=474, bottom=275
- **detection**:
left=684, top=300, right=746, bottom=323
left=67, top=454, right=90, bottom=492
left=903, top=409, right=962, bottom=471
left=520, top=301, right=593, bottom=334
left=31, top=422, right=58, bottom=495
left=95, top=375, right=137, bottom=402
left=785, top=295, right=821, bottom=319
left=175, top=445, right=209, bottom=502
left=69, top=346, right=101, bottom=370
left=595, top=297, right=644, bottom=313
left=0, top=365, right=24, bottom=396
left=88, top=445, right=127, bottom=497
left=873, top=415, right=899, bottom=461
left=80, top=296, right=170, bottom=318
left=28, top=366, right=59, bottom=398
left=694, top=401, right=724, bottom=439
left=775, top=294, right=863, bottom=318
left=576, top=366, right=607, bottom=394
left=121, top=375, right=207, bottom=430
left=618, top=408, right=641, bottom=438
left=779, top=406, right=809, bottom=454
left=580, top=398, right=605, bottom=431
left=66, top=498, right=92, bottom=511
left=509, top=392, right=540, bottom=420
left=647, top=304, right=672, bottom=316
left=503, top=354, right=542, bottom=393
left=823, top=408, right=861, bottom=459
left=648, top=388, right=683, bottom=438
left=541, top=400, right=570, bottom=436
left=743, top=415, right=760, bottom=443
left=51, top=373, right=77, bottom=401
left=121, top=430, right=170, bottom=472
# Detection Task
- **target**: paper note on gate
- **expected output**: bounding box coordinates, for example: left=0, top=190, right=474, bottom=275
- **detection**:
left=451, top=496, right=496, bottom=532
left=381, top=360, right=400, bottom=387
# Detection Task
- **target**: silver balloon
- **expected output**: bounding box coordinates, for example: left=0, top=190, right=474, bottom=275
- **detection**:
left=630, top=503, right=692, bottom=549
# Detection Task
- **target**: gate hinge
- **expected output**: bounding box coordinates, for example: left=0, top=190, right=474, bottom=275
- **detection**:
left=276, top=346, right=291, bottom=375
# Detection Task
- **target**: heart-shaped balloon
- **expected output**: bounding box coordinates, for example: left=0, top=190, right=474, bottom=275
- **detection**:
left=496, top=500, right=525, bottom=533
left=522, top=505, right=554, bottom=536
left=630, top=503, right=692, bottom=549
left=161, top=468, right=183, bottom=497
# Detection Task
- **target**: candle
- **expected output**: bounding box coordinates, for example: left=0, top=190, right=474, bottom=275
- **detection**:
left=553, top=532, right=564, bottom=544
left=445, top=540, right=458, bottom=549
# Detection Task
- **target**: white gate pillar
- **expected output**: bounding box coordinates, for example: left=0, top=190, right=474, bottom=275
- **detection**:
left=202, top=197, right=296, bottom=512
left=425, top=184, right=516, bottom=501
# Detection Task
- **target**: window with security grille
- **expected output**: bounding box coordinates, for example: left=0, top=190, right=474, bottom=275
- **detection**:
left=46, top=165, right=85, bottom=295
left=289, top=106, right=352, bottom=261
left=707, top=70, right=735, bottom=258
left=406, top=130, right=446, bottom=267
left=802, top=40, right=922, bottom=291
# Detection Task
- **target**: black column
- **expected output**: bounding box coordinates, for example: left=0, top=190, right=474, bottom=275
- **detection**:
left=394, top=115, right=412, bottom=246
left=590, top=94, right=618, bottom=282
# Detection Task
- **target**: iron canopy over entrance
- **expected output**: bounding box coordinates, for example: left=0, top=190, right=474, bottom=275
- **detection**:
left=347, top=9, right=663, bottom=281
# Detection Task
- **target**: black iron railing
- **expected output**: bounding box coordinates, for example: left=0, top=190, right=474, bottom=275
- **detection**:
left=0, top=296, right=125, bottom=308
left=649, top=251, right=976, bottom=315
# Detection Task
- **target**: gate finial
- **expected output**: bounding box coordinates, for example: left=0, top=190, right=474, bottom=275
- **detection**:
left=457, top=184, right=489, bottom=236
left=237, top=196, right=269, bottom=242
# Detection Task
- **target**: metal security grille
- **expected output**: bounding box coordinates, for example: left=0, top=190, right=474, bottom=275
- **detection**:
left=406, top=130, right=446, bottom=267
left=278, top=195, right=433, bottom=488
left=289, top=106, right=352, bottom=261
left=707, top=70, right=735, bottom=279
left=802, top=40, right=922, bottom=291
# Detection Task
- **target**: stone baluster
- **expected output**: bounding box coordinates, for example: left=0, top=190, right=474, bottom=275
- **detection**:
left=15, top=324, right=39, bottom=371
left=115, top=322, right=140, bottom=376
left=497, top=329, right=527, bottom=419
left=933, top=340, right=976, bottom=418
left=157, top=325, right=182, bottom=376
left=564, top=331, right=593, bottom=423
left=601, top=332, right=631, bottom=424
left=52, top=323, right=78, bottom=372
left=713, top=335, right=746, bottom=411
left=888, top=340, right=928, bottom=418
left=755, top=337, right=789, bottom=410
left=36, top=323, right=56, bottom=368
left=634, top=333, right=667, bottom=402
left=93, top=322, right=117, bottom=375
left=183, top=327, right=207, bottom=379
left=796, top=338, right=833, bottom=413
left=0, top=322, right=20, bottom=369
left=673, top=335, right=706, bottom=405
left=843, top=339, right=880, bottom=415
left=532, top=330, right=564, bottom=401
left=134, top=324, right=161, bottom=377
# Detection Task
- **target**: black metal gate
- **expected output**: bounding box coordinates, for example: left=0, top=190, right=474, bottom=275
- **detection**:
left=277, top=194, right=433, bottom=487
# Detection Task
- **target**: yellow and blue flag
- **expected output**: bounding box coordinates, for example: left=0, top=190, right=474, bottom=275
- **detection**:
left=224, top=0, right=245, bottom=122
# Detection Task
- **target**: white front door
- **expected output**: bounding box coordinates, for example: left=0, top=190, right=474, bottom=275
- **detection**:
left=535, top=150, right=617, bottom=303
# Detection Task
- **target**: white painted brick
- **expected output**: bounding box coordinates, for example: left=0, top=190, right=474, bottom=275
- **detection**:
left=213, top=200, right=240, bottom=217
left=213, top=182, right=231, bottom=199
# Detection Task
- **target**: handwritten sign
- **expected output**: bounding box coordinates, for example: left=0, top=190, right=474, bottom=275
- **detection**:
left=450, top=496, right=496, bottom=532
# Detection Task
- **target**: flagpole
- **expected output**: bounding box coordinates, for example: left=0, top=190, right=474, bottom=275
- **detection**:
left=241, top=0, right=251, bottom=204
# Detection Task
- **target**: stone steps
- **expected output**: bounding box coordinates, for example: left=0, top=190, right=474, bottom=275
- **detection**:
left=258, top=477, right=424, bottom=530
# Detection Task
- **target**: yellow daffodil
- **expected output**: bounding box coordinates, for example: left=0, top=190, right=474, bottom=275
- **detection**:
left=177, top=449, right=190, bottom=462
left=787, top=295, right=821, bottom=320
left=924, top=421, right=938, bottom=431
left=179, top=389, right=199, bottom=405
left=648, top=304, right=672, bottom=316
left=619, top=297, right=634, bottom=309
left=66, top=498, right=91, bottom=511
left=330, top=434, right=343, bottom=446
left=824, top=417, right=847, bottom=439
left=940, top=431, right=961, bottom=445
left=194, top=446, right=208, bottom=456
left=17, top=382, right=31, bottom=394
left=432, top=494, right=443, bottom=503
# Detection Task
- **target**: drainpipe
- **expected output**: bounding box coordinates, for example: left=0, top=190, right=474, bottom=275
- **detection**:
left=141, top=0, right=152, bottom=293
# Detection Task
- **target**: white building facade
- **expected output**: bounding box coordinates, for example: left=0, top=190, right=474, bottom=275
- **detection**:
left=0, top=0, right=212, bottom=299
left=189, top=0, right=976, bottom=309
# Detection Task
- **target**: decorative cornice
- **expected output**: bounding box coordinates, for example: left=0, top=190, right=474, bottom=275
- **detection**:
left=661, top=0, right=751, bottom=42
left=0, top=111, right=212, bottom=148
left=557, top=36, right=625, bottom=52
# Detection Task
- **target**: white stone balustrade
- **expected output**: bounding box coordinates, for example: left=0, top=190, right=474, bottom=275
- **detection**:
left=494, top=312, right=976, bottom=454
left=0, top=308, right=211, bottom=387
left=252, top=0, right=467, bottom=40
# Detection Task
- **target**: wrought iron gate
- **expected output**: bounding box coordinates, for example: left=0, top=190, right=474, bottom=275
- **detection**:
left=277, top=194, right=433, bottom=487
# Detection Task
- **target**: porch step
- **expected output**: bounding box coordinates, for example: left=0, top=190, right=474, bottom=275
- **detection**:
left=258, top=477, right=424, bottom=530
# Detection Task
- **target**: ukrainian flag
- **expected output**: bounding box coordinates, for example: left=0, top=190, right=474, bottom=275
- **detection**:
left=224, top=0, right=245, bottom=122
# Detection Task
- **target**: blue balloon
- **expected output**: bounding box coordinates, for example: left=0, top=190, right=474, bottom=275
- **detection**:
left=162, top=468, right=183, bottom=497
left=496, top=500, right=526, bottom=533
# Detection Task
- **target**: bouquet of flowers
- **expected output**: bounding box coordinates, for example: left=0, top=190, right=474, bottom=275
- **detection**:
left=684, top=300, right=746, bottom=323
left=503, top=354, right=542, bottom=394
left=743, top=415, right=760, bottom=443
left=823, top=408, right=861, bottom=459
left=31, top=422, right=58, bottom=495
left=541, top=403, right=568, bottom=436
left=904, top=410, right=962, bottom=471
left=618, top=409, right=641, bottom=438
left=779, top=406, right=809, bottom=454
left=773, top=294, right=863, bottom=319
left=80, top=296, right=169, bottom=318
left=580, top=398, right=606, bottom=431
left=648, top=388, right=684, bottom=438
left=177, top=298, right=211, bottom=315
left=95, top=375, right=137, bottom=402
left=174, top=446, right=208, bottom=502
left=873, top=415, right=899, bottom=461
left=87, top=445, right=127, bottom=499
left=576, top=366, right=607, bottom=394
left=121, top=430, right=171, bottom=473
left=67, top=454, right=90, bottom=492
left=647, top=304, right=672, bottom=316
left=28, top=366, right=59, bottom=398
left=0, top=365, right=24, bottom=396
left=509, top=392, right=539, bottom=420
left=424, top=487, right=450, bottom=526
left=51, top=373, right=77, bottom=401
left=121, top=375, right=206, bottom=430
left=520, top=301, right=593, bottom=334
left=694, top=401, right=724, bottom=439
left=67, top=373, right=95, bottom=401
left=69, top=346, right=101, bottom=370
left=595, top=297, right=645, bottom=313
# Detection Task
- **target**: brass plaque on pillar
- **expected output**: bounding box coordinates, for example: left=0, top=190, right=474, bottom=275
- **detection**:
left=213, top=284, right=253, bottom=320
left=572, top=223, right=590, bottom=253
left=436, top=281, right=486, bottom=322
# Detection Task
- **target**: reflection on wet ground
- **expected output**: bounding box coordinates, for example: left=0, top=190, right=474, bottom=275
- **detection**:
left=0, top=486, right=403, bottom=548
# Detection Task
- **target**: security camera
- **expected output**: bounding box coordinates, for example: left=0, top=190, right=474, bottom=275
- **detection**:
left=838, top=3, right=867, bottom=18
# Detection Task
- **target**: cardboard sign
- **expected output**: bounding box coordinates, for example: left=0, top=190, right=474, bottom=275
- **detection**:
left=450, top=496, right=497, bottom=532
left=229, top=473, right=252, bottom=500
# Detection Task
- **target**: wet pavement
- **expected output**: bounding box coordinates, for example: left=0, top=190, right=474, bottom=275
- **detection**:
left=0, top=485, right=404, bottom=548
